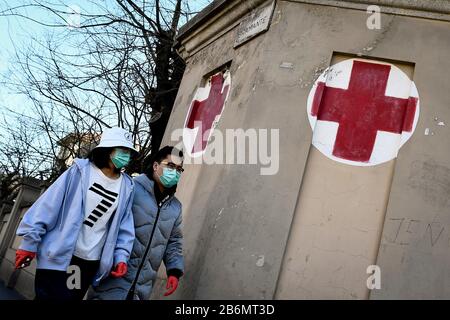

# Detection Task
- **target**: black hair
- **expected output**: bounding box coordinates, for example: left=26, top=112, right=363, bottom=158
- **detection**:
left=146, top=146, right=184, bottom=174
left=88, top=147, right=115, bottom=170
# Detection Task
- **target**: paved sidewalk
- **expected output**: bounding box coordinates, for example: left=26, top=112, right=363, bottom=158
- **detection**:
left=0, top=280, right=25, bottom=300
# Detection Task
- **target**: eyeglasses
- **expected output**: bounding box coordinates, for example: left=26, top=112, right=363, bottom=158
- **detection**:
left=160, top=161, right=184, bottom=173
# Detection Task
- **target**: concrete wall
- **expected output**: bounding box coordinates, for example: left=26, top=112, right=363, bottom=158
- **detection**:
left=150, top=0, right=450, bottom=299
left=0, top=185, right=42, bottom=300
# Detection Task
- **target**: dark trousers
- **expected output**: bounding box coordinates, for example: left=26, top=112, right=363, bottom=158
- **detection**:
left=34, top=256, right=100, bottom=301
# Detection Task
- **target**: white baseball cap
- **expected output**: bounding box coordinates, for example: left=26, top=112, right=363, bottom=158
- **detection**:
left=94, top=127, right=138, bottom=153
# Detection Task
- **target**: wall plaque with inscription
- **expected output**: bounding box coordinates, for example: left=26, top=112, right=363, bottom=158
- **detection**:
left=234, top=0, right=276, bottom=48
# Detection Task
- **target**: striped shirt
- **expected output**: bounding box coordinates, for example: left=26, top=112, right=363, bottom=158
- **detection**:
left=74, top=163, right=123, bottom=261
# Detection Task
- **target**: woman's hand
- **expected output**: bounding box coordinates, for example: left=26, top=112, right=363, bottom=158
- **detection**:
left=110, top=262, right=128, bottom=278
left=15, top=249, right=36, bottom=269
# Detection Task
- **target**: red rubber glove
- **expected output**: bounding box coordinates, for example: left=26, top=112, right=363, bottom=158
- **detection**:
left=15, top=249, right=36, bottom=269
left=111, top=262, right=127, bottom=278
left=164, top=275, right=179, bottom=296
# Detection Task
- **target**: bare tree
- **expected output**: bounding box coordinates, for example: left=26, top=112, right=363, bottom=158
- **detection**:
left=0, top=103, right=101, bottom=200
left=0, top=110, right=55, bottom=199
left=0, top=0, right=209, bottom=186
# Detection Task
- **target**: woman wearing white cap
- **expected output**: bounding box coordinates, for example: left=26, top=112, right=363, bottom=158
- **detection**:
left=15, top=127, right=138, bottom=300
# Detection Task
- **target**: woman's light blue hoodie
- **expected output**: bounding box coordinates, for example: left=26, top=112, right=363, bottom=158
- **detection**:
left=16, top=158, right=135, bottom=286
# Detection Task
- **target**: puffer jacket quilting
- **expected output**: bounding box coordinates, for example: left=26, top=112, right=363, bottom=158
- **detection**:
left=88, top=174, right=184, bottom=300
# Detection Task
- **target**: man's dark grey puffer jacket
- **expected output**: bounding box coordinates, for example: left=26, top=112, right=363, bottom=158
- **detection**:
left=87, top=174, right=184, bottom=300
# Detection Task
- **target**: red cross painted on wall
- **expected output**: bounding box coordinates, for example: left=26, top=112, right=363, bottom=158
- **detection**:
left=186, top=72, right=230, bottom=154
left=311, top=60, right=418, bottom=162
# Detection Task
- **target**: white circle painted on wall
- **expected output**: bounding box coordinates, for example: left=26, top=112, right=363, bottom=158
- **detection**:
left=306, top=58, right=420, bottom=166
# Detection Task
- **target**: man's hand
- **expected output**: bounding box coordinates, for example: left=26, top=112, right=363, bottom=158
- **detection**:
left=15, top=249, right=36, bottom=269
left=164, top=275, right=179, bottom=296
left=111, top=262, right=127, bottom=278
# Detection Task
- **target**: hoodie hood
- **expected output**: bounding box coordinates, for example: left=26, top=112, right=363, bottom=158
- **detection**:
left=134, top=173, right=155, bottom=195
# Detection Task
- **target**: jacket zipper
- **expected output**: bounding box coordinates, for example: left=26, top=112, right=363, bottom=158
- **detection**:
left=126, top=197, right=169, bottom=300
left=95, top=187, right=132, bottom=282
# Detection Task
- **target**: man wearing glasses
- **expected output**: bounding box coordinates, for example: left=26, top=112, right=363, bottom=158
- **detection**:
left=88, top=146, right=185, bottom=300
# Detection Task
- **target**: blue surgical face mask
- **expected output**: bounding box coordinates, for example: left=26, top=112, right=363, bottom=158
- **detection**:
left=111, top=149, right=131, bottom=169
left=159, top=167, right=181, bottom=188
